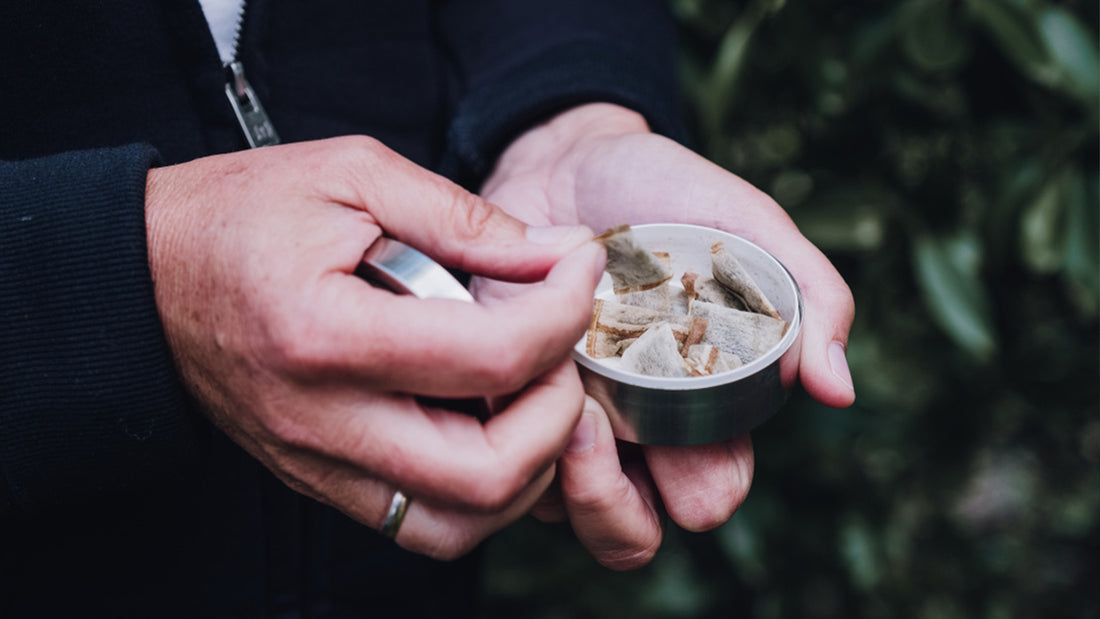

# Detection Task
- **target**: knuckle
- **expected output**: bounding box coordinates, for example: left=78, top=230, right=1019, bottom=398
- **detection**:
left=263, top=315, right=331, bottom=375
left=568, top=475, right=636, bottom=518
left=447, top=188, right=496, bottom=241
left=799, top=267, right=855, bottom=335
left=263, top=413, right=321, bottom=452
left=824, top=277, right=855, bottom=313
left=336, top=134, right=385, bottom=160
left=325, top=135, right=391, bottom=188
left=818, top=281, right=856, bottom=327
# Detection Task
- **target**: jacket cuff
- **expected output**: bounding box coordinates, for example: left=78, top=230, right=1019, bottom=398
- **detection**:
left=441, top=40, right=687, bottom=186
left=0, top=144, right=200, bottom=517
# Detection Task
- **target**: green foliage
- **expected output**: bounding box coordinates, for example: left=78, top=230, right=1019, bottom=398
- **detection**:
left=483, top=1, right=1099, bottom=617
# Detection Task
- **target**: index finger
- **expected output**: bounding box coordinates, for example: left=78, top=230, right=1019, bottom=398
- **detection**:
left=314, top=240, right=605, bottom=398
left=322, top=135, right=593, bottom=283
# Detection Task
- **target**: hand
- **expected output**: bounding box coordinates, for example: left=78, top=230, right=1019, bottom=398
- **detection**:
left=478, top=104, right=855, bottom=568
left=145, top=136, right=606, bottom=560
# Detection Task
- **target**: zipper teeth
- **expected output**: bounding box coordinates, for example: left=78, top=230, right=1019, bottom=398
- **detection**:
left=229, top=0, right=247, bottom=62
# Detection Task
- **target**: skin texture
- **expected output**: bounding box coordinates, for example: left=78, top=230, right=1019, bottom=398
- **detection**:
left=145, top=136, right=607, bottom=560
left=475, top=103, right=856, bottom=569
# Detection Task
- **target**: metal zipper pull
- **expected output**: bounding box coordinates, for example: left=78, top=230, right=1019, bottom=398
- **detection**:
left=225, top=60, right=280, bottom=148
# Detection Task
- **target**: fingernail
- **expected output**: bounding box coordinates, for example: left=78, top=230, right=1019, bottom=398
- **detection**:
left=828, top=341, right=854, bottom=391
left=566, top=412, right=597, bottom=453
left=526, top=225, right=592, bottom=247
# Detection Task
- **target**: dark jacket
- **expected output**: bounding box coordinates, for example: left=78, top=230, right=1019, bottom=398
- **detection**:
left=0, top=1, right=682, bottom=615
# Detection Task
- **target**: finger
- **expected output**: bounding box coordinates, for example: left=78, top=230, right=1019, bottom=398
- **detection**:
left=643, top=434, right=754, bottom=533
left=325, top=136, right=594, bottom=282
left=468, top=276, right=530, bottom=304
left=558, top=396, right=664, bottom=570
left=314, top=240, right=604, bottom=397
left=298, top=359, right=585, bottom=511
left=763, top=237, right=856, bottom=408
left=798, top=266, right=856, bottom=408
left=395, top=465, right=557, bottom=560
left=266, top=446, right=557, bottom=562
left=529, top=477, right=567, bottom=522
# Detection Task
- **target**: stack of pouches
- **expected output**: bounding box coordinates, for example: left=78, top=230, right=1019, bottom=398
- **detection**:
left=585, top=225, right=788, bottom=378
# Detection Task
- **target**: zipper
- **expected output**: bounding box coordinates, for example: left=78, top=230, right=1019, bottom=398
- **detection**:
left=223, top=0, right=280, bottom=148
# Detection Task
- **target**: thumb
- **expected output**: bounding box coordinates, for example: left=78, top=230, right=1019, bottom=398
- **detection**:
left=339, top=137, right=592, bottom=282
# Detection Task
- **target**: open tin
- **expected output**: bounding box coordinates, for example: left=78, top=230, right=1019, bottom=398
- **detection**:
left=572, top=223, right=803, bottom=446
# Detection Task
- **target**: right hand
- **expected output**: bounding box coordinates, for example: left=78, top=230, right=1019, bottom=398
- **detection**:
left=145, top=136, right=605, bottom=559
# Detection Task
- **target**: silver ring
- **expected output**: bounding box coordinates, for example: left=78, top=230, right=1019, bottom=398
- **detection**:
left=380, top=490, right=409, bottom=539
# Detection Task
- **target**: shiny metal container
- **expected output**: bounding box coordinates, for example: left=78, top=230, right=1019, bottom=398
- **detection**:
left=360, top=237, right=474, bottom=302
left=572, top=223, right=803, bottom=446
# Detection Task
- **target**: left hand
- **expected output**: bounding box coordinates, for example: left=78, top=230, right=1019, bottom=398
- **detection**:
left=473, top=103, right=855, bottom=569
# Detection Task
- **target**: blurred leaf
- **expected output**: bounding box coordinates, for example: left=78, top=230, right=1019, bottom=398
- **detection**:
left=851, top=10, right=898, bottom=70
left=640, top=551, right=712, bottom=616
left=845, top=320, right=943, bottom=412
left=965, top=0, right=1057, bottom=86
left=953, top=449, right=1039, bottom=529
left=670, top=0, right=705, bottom=23
left=913, top=232, right=998, bottom=360
left=698, top=9, right=761, bottom=143
left=698, top=0, right=786, bottom=146
left=715, top=511, right=768, bottom=585
left=1037, top=6, right=1100, bottom=108
left=1019, top=167, right=1068, bottom=274
left=943, top=226, right=983, bottom=274
left=1050, top=474, right=1100, bottom=536
left=1062, top=166, right=1100, bottom=316
left=770, top=168, right=815, bottom=206
left=985, top=145, right=1053, bottom=267
left=671, top=0, right=742, bottom=41
left=839, top=517, right=881, bottom=591
left=793, top=191, right=886, bottom=251
left=900, top=0, right=972, bottom=73
left=921, top=597, right=968, bottom=619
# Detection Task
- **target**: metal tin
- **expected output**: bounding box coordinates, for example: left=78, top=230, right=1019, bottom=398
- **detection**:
left=359, top=238, right=489, bottom=419
left=572, top=224, right=804, bottom=446
left=360, top=237, right=474, bottom=302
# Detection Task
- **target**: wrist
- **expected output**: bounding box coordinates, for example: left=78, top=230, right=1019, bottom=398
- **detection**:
left=481, top=103, right=650, bottom=214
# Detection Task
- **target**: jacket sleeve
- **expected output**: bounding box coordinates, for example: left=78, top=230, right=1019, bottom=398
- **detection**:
left=0, top=144, right=201, bottom=519
left=436, top=0, right=687, bottom=185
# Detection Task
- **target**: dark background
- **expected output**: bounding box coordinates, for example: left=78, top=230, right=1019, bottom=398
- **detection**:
left=482, top=1, right=1099, bottom=617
